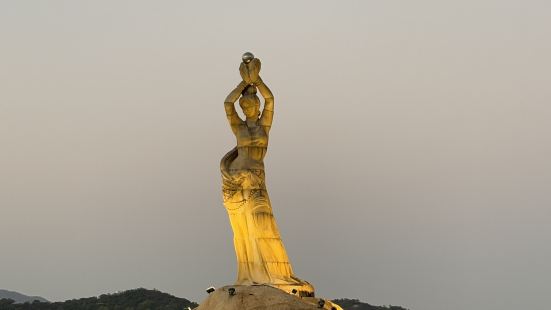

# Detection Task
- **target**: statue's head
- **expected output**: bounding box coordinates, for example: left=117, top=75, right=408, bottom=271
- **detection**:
left=239, top=85, right=260, bottom=119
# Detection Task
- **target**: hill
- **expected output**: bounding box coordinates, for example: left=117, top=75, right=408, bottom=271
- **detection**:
left=0, top=288, right=197, bottom=310
left=0, top=290, right=48, bottom=304
left=0, top=289, right=408, bottom=310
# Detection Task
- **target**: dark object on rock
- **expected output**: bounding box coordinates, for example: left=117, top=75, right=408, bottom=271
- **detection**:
left=332, top=298, right=410, bottom=310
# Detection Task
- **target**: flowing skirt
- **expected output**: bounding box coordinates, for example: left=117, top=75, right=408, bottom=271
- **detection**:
left=220, top=147, right=314, bottom=295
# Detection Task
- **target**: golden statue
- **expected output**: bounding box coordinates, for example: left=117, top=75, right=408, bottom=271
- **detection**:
left=221, top=52, right=315, bottom=297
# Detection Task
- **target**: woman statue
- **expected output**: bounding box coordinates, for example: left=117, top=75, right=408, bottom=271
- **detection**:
left=220, top=53, right=315, bottom=297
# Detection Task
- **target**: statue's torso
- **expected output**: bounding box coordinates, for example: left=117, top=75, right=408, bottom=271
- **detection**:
left=230, top=123, right=268, bottom=171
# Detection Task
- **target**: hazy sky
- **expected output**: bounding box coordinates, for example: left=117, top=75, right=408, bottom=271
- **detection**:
left=1, top=1, right=550, bottom=310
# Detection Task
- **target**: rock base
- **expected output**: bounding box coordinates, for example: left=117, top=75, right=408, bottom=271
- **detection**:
left=194, top=285, right=342, bottom=310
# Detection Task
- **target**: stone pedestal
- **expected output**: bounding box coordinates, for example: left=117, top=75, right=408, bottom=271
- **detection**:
left=195, top=285, right=342, bottom=310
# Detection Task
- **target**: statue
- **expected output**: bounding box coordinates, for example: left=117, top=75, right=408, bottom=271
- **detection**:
left=194, top=52, right=343, bottom=310
left=220, top=52, right=315, bottom=297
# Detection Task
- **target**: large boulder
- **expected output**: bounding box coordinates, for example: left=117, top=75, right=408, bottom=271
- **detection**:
left=195, top=285, right=342, bottom=310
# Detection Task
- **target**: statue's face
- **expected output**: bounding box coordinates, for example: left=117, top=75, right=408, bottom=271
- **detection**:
left=242, top=105, right=259, bottom=119
left=239, top=95, right=260, bottom=119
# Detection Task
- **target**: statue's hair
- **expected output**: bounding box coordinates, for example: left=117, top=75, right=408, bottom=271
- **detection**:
left=243, top=85, right=257, bottom=95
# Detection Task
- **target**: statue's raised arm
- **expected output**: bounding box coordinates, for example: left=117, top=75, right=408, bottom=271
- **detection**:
left=224, top=81, right=247, bottom=135
left=256, top=77, right=274, bottom=130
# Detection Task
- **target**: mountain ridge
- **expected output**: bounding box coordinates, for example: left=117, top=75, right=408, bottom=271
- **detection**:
left=0, top=289, right=48, bottom=304
left=0, top=288, right=408, bottom=310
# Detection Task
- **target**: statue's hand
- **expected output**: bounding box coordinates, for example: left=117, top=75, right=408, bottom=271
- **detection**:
left=240, top=58, right=261, bottom=85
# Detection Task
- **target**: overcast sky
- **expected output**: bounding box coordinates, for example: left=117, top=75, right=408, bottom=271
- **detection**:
left=1, top=1, right=550, bottom=310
